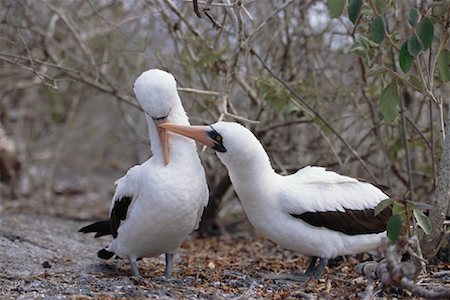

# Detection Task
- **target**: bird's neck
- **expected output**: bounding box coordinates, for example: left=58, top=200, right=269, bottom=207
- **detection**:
left=146, top=104, right=198, bottom=166
left=221, top=142, right=277, bottom=197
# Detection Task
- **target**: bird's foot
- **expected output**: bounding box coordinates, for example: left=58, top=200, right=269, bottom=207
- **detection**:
left=163, top=271, right=172, bottom=280
left=163, top=252, right=174, bottom=280
left=130, top=275, right=146, bottom=286
left=264, top=272, right=312, bottom=282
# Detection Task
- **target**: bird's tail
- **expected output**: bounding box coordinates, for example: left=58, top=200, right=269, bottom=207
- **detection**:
left=97, top=248, right=115, bottom=259
left=79, top=220, right=111, bottom=238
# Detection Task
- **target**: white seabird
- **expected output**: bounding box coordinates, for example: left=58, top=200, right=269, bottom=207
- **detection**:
left=79, top=69, right=209, bottom=278
left=159, top=121, right=391, bottom=281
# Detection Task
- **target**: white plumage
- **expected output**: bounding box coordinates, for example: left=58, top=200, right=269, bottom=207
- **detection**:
left=159, top=121, right=391, bottom=280
left=80, top=69, right=208, bottom=278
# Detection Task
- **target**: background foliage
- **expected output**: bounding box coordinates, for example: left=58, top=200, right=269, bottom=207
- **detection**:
left=0, top=0, right=448, bottom=256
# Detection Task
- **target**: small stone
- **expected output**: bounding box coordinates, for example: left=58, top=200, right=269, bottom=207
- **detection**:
left=42, top=261, right=51, bottom=268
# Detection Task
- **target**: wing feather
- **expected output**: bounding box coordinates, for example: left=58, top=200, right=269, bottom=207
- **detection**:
left=290, top=206, right=392, bottom=235
left=281, top=166, right=389, bottom=213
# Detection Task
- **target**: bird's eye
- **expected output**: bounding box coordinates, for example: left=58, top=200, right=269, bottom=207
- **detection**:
left=216, top=135, right=222, bottom=142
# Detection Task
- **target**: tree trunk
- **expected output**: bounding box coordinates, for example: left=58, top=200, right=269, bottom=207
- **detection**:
left=197, top=174, right=232, bottom=237
left=420, top=111, right=450, bottom=259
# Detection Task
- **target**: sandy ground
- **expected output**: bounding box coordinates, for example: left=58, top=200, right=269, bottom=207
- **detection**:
left=0, top=209, right=449, bottom=299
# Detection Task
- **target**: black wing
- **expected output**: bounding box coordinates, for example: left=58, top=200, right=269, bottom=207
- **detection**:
left=109, top=196, right=133, bottom=238
left=290, top=206, right=392, bottom=235
left=78, top=220, right=111, bottom=237
left=79, top=196, right=133, bottom=239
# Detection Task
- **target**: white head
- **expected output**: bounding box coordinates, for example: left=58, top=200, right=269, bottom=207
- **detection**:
left=134, top=69, right=180, bottom=121
left=133, top=69, right=189, bottom=165
left=159, top=121, right=272, bottom=172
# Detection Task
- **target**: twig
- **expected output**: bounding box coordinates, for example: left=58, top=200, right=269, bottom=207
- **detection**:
left=204, top=10, right=223, bottom=29
left=243, top=0, right=297, bottom=47
left=405, top=115, right=432, bottom=150
left=193, top=0, right=202, bottom=18
left=224, top=111, right=260, bottom=124
left=258, top=119, right=312, bottom=136
left=0, top=55, right=57, bottom=88
left=177, top=87, right=221, bottom=96
left=38, top=0, right=99, bottom=81
left=314, top=123, right=344, bottom=167
left=429, top=101, right=437, bottom=188
left=232, top=74, right=262, bottom=106
left=17, top=29, right=56, bottom=89
left=251, top=49, right=378, bottom=183
left=0, top=53, right=141, bottom=110
left=240, top=1, right=254, bottom=21
left=160, top=0, right=202, bottom=38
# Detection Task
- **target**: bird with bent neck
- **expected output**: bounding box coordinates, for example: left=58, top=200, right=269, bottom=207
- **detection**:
left=159, top=121, right=391, bottom=281
left=79, top=69, right=208, bottom=278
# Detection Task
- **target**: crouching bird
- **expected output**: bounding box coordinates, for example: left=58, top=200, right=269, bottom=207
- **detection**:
left=159, top=121, right=391, bottom=281
left=79, top=69, right=208, bottom=278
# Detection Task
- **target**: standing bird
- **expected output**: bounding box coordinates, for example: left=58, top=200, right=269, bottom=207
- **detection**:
left=79, top=69, right=208, bottom=278
left=159, top=121, right=391, bottom=281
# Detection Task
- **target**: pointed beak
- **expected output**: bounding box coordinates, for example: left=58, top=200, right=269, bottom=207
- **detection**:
left=155, top=120, right=169, bottom=165
left=158, top=123, right=216, bottom=149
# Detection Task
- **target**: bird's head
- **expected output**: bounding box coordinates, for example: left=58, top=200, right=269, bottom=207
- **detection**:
left=158, top=121, right=262, bottom=167
left=134, top=69, right=178, bottom=121
left=133, top=69, right=185, bottom=165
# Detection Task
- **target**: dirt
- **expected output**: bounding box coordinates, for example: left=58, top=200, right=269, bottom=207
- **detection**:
left=0, top=209, right=449, bottom=299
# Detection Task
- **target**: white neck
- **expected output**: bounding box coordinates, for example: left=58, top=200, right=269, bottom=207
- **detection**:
left=219, top=140, right=277, bottom=198
left=146, top=101, right=198, bottom=166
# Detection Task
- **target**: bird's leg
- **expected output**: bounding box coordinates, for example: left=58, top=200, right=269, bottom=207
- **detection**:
left=313, top=257, right=328, bottom=279
left=163, top=252, right=175, bottom=279
left=128, top=256, right=141, bottom=277
left=304, top=256, right=318, bottom=276
left=264, top=256, right=319, bottom=282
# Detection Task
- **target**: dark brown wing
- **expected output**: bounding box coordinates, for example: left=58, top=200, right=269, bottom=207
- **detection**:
left=79, top=220, right=111, bottom=237
left=290, top=206, right=392, bottom=235
left=110, top=196, right=133, bottom=238
left=79, top=196, right=133, bottom=238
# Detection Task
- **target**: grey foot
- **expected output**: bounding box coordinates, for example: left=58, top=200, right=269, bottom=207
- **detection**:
left=264, top=272, right=312, bottom=282
left=128, top=256, right=141, bottom=277
left=164, top=252, right=175, bottom=279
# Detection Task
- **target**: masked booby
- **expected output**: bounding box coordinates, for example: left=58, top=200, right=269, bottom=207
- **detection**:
left=79, top=69, right=209, bottom=278
left=159, top=121, right=391, bottom=281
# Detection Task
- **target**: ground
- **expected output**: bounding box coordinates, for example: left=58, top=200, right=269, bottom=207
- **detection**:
left=0, top=208, right=449, bottom=299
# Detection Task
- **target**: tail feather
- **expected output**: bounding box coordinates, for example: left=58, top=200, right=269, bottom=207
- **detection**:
left=98, top=248, right=115, bottom=259
left=79, top=220, right=111, bottom=237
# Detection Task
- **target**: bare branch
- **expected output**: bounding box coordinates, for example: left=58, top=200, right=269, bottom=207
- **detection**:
left=251, top=49, right=379, bottom=183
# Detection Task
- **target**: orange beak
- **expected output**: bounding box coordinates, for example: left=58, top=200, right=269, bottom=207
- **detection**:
left=158, top=123, right=215, bottom=149
left=156, top=120, right=169, bottom=165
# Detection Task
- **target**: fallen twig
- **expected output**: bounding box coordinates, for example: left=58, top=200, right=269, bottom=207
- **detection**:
left=356, top=241, right=450, bottom=299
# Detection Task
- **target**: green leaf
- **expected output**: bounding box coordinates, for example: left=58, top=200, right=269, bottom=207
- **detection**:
left=437, top=49, right=450, bottom=82
left=410, top=75, right=425, bottom=92
left=366, top=67, right=387, bottom=77
left=369, top=16, right=385, bottom=44
left=417, top=17, right=434, bottom=50
left=374, top=0, right=386, bottom=14
left=258, top=77, right=290, bottom=112
left=348, top=0, right=362, bottom=24
left=387, top=214, right=403, bottom=244
left=408, top=8, right=419, bottom=27
left=399, top=41, right=414, bottom=73
left=380, top=82, right=400, bottom=122
left=407, top=34, right=423, bottom=57
left=328, top=0, right=346, bottom=18
left=392, top=201, right=405, bottom=216
left=413, top=208, right=432, bottom=235
left=375, top=198, right=394, bottom=216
